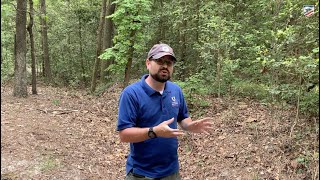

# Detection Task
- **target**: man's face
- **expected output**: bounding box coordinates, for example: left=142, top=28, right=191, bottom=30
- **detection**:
left=147, top=55, right=175, bottom=83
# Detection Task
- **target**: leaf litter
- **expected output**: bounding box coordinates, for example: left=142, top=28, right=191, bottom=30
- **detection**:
left=1, top=84, right=318, bottom=179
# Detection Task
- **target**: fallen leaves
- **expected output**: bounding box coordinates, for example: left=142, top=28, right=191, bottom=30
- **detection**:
left=245, top=117, right=257, bottom=123
left=1, top=84, right=318, bottom=179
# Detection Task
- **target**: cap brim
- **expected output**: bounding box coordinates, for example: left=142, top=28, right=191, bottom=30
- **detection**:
left=152, top=52, right=177, bottom=62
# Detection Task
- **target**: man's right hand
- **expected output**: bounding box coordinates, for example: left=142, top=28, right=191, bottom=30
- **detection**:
left=153, top=118, right=185, bottom=138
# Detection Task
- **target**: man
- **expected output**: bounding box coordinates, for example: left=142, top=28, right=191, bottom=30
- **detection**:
left=117, top=43, right=213, bottom=180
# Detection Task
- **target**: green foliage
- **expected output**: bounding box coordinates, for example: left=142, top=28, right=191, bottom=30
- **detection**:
left=47, top=0, right=99, bottom=86
left=1, top=48, right=14, bottom=83
left=1, top=0, right=318, bottom=119
left=100, top=0, right=152, bottom=79
left=1, top=2, right=16, bottom=83
left=300, top=86, right=319, bottom=117
left=40, top=155, right=60, bottom=172
left=52, top=99, right=60, bottom=106
left=176, top=73, right=209, bottom=98
left=231, top=81, right=269, bottom=100
left=175, top=73, right=211, bottom=115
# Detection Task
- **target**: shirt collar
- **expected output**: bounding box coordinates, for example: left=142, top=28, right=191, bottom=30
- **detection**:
left=141, top=74, right=170, bottom=96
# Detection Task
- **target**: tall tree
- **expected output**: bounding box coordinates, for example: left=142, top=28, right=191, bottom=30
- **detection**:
left=13, top=0, right=28, bottom=97
left=155, top=0, right=165, bottom=43
left=27, top=0, right=37, bottom=94
left=178, top=1, right=187, bottom=81
left=123, top=29, right=136, bottom=87
left=99, top=0, right=152, bottom=88
left=100, top=0, right=116, bottom=82
left=40, top=0, right=52, bottom=82
left=1, top=43, right=3, bottom=65
left=90, top=0, right=107, bottom=92
left=78, top=9, right=86, bottom=85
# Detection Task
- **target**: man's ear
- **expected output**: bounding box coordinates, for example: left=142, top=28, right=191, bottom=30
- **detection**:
left=146, top=59, right=151, bottom=69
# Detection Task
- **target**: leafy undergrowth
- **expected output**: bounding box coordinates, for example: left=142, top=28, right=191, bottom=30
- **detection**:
left=1, top=83, right=319, bottom=179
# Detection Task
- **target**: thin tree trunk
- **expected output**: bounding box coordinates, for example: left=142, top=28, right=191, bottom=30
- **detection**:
left=217, top=48, right=221, bottom=98
left=78, top=16, right=86, bottom=86
left=290, top=74, right=302, bottom=138
left=123, top=31, right=136, bottom=88
left=1, top=43, right=3, bottom=65
left=195, top=0, right=200, bottom=43
left=100, top=0, right=115, bottom=82
left=178, top=1, right=187, bottom=81
left=91, top=0, right=107, bottom=92
left=190, top=0, right=201, bottom=74
left=156, top=0, right=165, bottom=43
left=66, top=0, right=75, bottom=82
left=13, top=0, right=28, bottom=97
left=179, top=21, right=187, bottom=81
left=27, top=0, right=37, bottom=94
left=101, top=19, right=108, bottom=81
left=160, top=0, right=165, bottom=41
left=40, top=0, right=51, bottom=82
left=270, top=0, right=282, bottom=132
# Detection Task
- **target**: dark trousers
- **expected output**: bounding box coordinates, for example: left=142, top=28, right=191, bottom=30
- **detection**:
left=125, top=171, right=181, bottom=180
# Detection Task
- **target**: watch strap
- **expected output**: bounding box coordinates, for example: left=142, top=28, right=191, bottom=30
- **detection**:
left=148, top=127, right=157, bottom=138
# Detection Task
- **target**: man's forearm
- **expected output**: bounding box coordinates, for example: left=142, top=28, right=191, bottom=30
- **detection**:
left=119, top=127, right=150, bottom=143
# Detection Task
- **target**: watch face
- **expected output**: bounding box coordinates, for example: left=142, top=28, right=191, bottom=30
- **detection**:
left=148, top=131, right=156, bottom=138
left=148, top=128, right=157, bottom=138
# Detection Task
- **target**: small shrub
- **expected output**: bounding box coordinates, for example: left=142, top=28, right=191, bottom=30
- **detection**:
left=175, top=74, right=211, bottom=115
left=40, top=155, right=60, bottom=172
left=300, top=86, right=319, bottom=117
left=52, top=99, right=60, bottom=106
left=231, top=81, right=269, bottom=100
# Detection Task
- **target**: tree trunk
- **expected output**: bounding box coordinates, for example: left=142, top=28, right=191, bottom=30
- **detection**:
left=123, top=30, right=136, bottom=88
left=195, top=0, right=200, bottom=43
left=216, top=48, right=221, bottom=98
left=13, top=0, right=28, bottom=97
left=177, top=1, right=187, bottom=81
left=90, top=0, right=107, bottom=92
left=40, top=0, right=51, bottom=83
left=179, top=20, right=187, bottom=80
left=27, top=0, right=37, bottom=94
left=1, top=43, right=3, bottom=65
left=78, top=15, right=86, bottom=86
left=100, top=0, right=116, bottom=82
left=155, top=0, right=165, bottom=43
left=290, top=74, right=302, bottom=138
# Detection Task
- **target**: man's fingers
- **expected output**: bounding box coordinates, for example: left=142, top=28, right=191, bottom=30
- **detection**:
left=202, top=130, right=210, bottom=135
left=164, top=118, right=175, bottom=125
left=199, top=117, right=213, bottom=122
left=172, top=131, right=185, bottom=136
left=173, top=132, right=185, bottom=136
left=170, top=128, right=184, bottom=136
left=171, top=128, right=184, bottom=132
left=203, top=121, right=214, bottom=126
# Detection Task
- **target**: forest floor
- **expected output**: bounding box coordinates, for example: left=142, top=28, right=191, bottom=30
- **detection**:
left=1, top=82, right=319, bottom=180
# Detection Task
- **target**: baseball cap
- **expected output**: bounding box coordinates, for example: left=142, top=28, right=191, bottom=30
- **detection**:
left=147, top=43, right=177, bottom=62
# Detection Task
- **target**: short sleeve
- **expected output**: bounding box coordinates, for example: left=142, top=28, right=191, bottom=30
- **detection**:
left=117, top=90, right=139, bottom=131
left=177, top=89, right=189, bottom=122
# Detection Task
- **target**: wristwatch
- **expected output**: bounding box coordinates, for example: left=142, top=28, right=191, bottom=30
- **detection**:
left=148, top=127, right=157, bottom=139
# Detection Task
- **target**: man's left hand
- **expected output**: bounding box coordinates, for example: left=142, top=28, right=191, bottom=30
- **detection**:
left=183, top=117, right=214, bottom=134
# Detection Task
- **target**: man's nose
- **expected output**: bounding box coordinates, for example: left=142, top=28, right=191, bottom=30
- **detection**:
left=162, top=62, right=169, bottom=67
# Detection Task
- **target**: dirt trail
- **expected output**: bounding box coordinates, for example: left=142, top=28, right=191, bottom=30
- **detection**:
left=1, top=84, right=318, bottom=180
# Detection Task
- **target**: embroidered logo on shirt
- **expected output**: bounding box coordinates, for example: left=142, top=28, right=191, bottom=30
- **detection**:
left=171, top=96, right=179, bottom=107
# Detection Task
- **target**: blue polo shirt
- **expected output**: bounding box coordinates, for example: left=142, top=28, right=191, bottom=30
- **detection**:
left=117, top=74, right=189, bottom=178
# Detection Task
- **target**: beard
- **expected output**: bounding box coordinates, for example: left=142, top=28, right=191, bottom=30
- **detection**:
left=150, top=68, right=171, bottom=83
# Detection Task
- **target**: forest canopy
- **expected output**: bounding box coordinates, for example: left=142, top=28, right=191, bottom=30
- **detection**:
left=1, top=0, right=319, bottom=117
